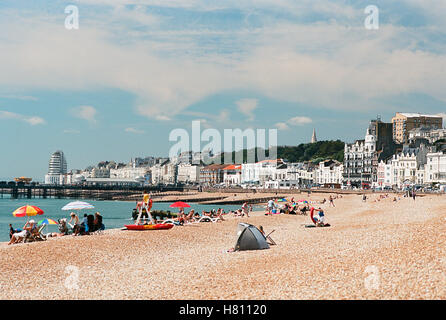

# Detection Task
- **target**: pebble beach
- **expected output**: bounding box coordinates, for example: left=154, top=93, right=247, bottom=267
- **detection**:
left=1, top=193, right=445, bottom=300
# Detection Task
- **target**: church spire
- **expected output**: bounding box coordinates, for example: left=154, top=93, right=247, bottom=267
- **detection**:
left=311, top=128, right=317, bottom=143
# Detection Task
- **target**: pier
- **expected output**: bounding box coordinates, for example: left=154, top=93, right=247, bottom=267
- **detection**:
left=0, top=182, right=188, bottom=201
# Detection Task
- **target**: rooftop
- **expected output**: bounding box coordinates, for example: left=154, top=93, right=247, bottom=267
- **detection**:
left=396, top=112, right=442, bottom=118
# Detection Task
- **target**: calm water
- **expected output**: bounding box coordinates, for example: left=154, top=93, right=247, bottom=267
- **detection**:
left=0, top=195, right=242, bottom=242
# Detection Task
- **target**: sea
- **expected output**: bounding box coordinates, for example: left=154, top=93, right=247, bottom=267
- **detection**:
left=0, top=195, right=242, bottom=242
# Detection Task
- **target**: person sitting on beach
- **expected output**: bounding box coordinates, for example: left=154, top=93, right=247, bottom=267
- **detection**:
left=8, top=220, right=35, bottom=245
left=9, top=224, right=21, bottom=240
left=202, top=210, right=211, bottom=217
left=58, top=218, right=70, bottom=236
left=215, top=210, right=225, bottom=222
left=93, top=212, right=104, bottom=232
left=68, top=212, right=79, bottom=229
left=181, top=209, right=195, bottom=224
left=314, top=207, right=327, bottom=227
left=193, top=210, right=201, bottom=220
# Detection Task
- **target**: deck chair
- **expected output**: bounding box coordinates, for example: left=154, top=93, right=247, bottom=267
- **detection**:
left=264, top=229, right=276, bottom=245
left=197, top=216, right=217, bottom=223
left=24, top=225, right=47, bottom=242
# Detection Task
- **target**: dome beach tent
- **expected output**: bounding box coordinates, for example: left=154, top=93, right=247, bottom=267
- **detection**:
left=234, top=223, right=269, bottom=251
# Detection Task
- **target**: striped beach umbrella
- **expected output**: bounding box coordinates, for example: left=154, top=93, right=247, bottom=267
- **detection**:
left=12, top=205, right=44, bottom=217
left=62, top=201, right=94, bottom=211
left=38, top=218, right=58, bottom=226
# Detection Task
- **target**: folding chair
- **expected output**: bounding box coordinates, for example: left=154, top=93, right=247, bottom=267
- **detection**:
left=264, top=229, right=276, bottom=246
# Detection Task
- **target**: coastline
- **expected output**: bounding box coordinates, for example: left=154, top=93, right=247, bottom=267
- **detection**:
left=1, top=193, right=445, bottom=299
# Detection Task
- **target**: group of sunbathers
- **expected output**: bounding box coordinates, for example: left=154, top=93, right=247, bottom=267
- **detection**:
left=177, top=208, right=227, bottom=225
left=8, top=212, right=105, bottom=245
left=266, top=199, right=309, bottom=215
left=66, top=212, right=105, bottom=236
left=8, top=220, right=40, bottom=245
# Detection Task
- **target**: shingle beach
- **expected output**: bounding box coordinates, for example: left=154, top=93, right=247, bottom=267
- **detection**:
left=1, top=193, right=445, bottom=300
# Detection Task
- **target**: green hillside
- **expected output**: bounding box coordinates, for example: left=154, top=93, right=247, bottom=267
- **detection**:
left=217, top=140, right=345, bottom=164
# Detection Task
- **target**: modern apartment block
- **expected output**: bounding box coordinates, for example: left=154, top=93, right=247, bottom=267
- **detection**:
left=392, top=113, right=443, bottom=144
left=44, top=150, right=68, bottom=185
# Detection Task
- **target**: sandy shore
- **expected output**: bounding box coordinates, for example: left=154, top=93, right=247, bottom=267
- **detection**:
left=1, top=193, right=445, bottom=300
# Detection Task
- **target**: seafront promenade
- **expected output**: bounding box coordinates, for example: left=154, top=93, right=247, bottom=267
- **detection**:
left=0, top=180, right=428, bottom=204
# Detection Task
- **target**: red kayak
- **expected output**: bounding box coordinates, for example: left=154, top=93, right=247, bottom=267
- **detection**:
left=124, top=223, right=174, bottom=231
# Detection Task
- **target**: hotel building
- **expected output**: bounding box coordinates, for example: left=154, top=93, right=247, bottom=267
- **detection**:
left=392, top=113, right=443, bottom=144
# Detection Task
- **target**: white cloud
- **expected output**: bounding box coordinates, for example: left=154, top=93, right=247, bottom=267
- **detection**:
left=1, top=3, right=446, bottom=122
left=125, top=127, right=145, bottom=134
left=0, top=110, right=45, bottom=125
left=236, top=98, right=258, bottom=121
left=70, top=106, right=97, bottom=124
left=275, top=122, right=289, bottom=131
left=288, top=116, right=312, bottom=126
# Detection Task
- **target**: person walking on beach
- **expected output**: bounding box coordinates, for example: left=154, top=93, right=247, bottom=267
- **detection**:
left=329, top=195, right=335, bottom=207
left=412, top=189, right=416, bottom=201
left=362, top=194, right=367, bottom=202
left=242, top=202, right=249, bottom=217
left=267, top=199, right=274, bottom=214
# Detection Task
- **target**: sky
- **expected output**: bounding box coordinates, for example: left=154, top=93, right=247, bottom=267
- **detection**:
left=1, top=0, right=446, bottom=181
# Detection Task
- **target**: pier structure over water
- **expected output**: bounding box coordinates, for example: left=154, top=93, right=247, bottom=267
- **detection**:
left=0, top=182, right=187, bottom=201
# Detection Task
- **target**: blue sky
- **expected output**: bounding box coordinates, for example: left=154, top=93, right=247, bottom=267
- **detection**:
left=1, top=0, right=446, bottom=181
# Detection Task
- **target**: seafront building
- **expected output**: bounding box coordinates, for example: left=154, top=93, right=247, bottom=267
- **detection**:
left=314, top=160, right=343, bottom=187
left=39, top=112, right=446, bottom=190
left=177, top=163, right=201, bottom=184
left=392, top=112, right=443, bottom=144
left=343, top=117, right=402, bottom=188
left=44, top=150, right=68, bottom=185
left=424, top=152, right=446, bottom=184
left=223, top=164, right=242, bottom=186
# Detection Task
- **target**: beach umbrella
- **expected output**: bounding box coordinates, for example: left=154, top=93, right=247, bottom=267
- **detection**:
left=277, top=198, right=287, bottom=202
left=62, top=201, right=94, bottom=211
left=169, top=201, right=191, bottom=208
left=37, top=218, right=58, bottom=226
left=12, top=205, right=44, bottom=217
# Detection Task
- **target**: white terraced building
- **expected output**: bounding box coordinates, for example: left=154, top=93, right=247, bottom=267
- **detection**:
left=314, top=160, right=343, bottom=185
left=44, top=150, right=68, bottom=185
left=424, top=152, right=446, bottom=184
